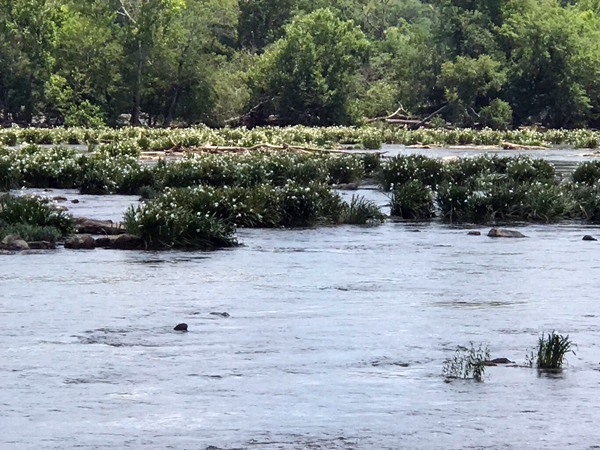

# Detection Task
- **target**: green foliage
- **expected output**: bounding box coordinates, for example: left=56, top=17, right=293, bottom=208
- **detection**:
left=379, top=154, right=445, bottom=190
left=443, top=343, right=490, bottom=382
left=528, top=332, right=575, bottom=370
left=342, top=195, right=386, bottom=225
left=0, top=223, right=61, bottom=243
left=572, top=161, right=600, bottom=185
left=389, top=180, right=434, bottom=219
left=251, top=9, right=369, bottom=126
left=479, top=99, right=513, bottom=130
left=0, top=194, right=75, bottom=236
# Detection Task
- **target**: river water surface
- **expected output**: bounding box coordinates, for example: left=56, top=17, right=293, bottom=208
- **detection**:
left=2, top=149, right=600, bottom=449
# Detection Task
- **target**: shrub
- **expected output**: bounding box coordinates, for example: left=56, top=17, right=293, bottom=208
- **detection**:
left=280, top=181, right=346, bottom=226
left=390, top=180, right=434, bottom=219
left=527, top=332, right=575, bottom=370
left=325, top=154, right=364, bottom=184
left=443, top=343, right=490, bottom=381
left=342, top=195, right=385, bottom=225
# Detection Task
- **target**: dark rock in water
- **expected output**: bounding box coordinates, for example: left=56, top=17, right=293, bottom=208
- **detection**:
left=583, top=235, right=597, bottom=241
left=210, top=312, right=230, bottom=318
left=94, top=236, right=115, bottom=248
left=488, top=228, right=526, bottom=238
left=64, top=235, right=95, bottom=250
left=71, top=199, right=80, bottom=204
left=52, top=195, right=68, bottom=202
left=110, top=234, right=143, bottom=250
left=76, top=217, right=126, bottom=235
left=468, top=231, right=481, bottom=236
left=27, top=241, right=55, bottom=250
left=490, top=358, right=514, bottom=364
left=174, top=323, right=188, bottom=331
left=0, top=234, right=29, bottom=250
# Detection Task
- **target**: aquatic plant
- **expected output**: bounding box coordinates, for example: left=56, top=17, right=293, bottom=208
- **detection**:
left=527, top=332, right=575, bottom=370
left=443, top=343, right=490, bottom=382
left=0, top=223, right=62, bottom=243
left=342, top=195, right=386, bottom=225
left=389, top=180, right=434, bottom=219
left=0, top=194, right=75, bottom=237
left=379, top=154, right=445, bottom=190
left=572, top=161, right=600, bottom=185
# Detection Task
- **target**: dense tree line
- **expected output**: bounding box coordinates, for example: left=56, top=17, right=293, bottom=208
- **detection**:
left=2, top=0, right=600, bottom=129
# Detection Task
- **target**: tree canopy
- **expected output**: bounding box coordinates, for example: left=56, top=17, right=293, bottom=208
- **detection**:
left=2, top=0, right=600, bottom=129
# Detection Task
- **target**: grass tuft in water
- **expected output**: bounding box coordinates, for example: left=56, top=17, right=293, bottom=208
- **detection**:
left=527, top=331, right=575, bottom=370
left=342, top=195, right=386, bottom=225
left=443, top=343, right=490, bottom=382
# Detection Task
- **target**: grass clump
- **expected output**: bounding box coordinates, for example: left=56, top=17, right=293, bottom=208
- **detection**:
left=0, top=194, right=75, bottom=239
left=443, top=343, right=490, bottom=382
left=527, top=332, right=575, bottom=370
left=341, top=195, right=386, bottom=225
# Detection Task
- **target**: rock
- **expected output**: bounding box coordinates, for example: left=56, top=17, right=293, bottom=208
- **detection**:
left=335, top=182, right=359, bottom=190
left=0, top=234, right=29, bottom=250
left=174, top=323, right=188, bottom=331
left=52, top=195, right=68, bottom=202
left=488, top=228, right=527, bottom=238
left=110, top=234, right=143, bottom=250
left=468, top=231, right=481, bottom=236
left=210, top=312, right=230, bottom=318
left=64, top=235, right=96, bottom=250
left=49, top=204, right=69, bottom=212
left=490, top=358, right=514, bottom=364
left=76, top=217, right=126, bottom=235
left=94, top=236, right=117, bottom=248
left=70, top=199, right=80, bottom=204
left=27, top=241, right=55, bottom=250
left=583, top=235, right=597, bottom=241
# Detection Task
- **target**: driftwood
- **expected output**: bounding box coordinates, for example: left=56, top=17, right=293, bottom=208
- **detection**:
left=367, top=104, right=449, bottom=129
left=404, top=142, right=548, bottom=151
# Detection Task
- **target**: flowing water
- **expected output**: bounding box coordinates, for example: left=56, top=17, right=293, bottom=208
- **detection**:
left=2, top=149, right=600, bottom=449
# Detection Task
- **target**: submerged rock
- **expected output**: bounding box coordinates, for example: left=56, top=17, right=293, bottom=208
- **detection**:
left=71, top=199, right=80, bottom=204
left=468, top=231, right=481, bottom=236
left=52, top=195, right=68, bottom=202
left=490, top=358, right=514, bottom=364
left=210, top=312, right=230, bottom=318
left=76, top=217, right=126, bottom=235
left=64, top=235, right=95, bottom=250
left=27, top=241, right=55, bottom=250
left=488, top=228, right=526, bottom=238
left=583, top=235, right=597, bottom=241
left=174, top=323, right=188, bottom=331
left=0, top=234, right=29, bottom=250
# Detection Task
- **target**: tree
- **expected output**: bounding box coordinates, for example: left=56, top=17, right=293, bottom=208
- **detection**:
left=251, top=8, right=369, bottom=125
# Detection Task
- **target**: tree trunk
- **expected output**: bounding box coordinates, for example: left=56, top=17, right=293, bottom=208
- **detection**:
left=164, top=86, right=180, bottom=128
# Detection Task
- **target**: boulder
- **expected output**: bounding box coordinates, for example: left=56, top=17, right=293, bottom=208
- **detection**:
left=488, top=228, right=527, bottom=238
left=94, top=236, right=117, bottom=248
left=27, top=241, right=55, bottom=250
left=174, top=323, right=188, bottom=331
left=110, top=234, right=143, bottom=250
left=52, top=195, right=68, bottom=202
left=76, top=217, right=126, bottom=235
left=0, top=234, right=29, bottom=250
left=583, top=235, right=597, bottom=241
left=468, top=231, right=481, bottom=236
left=70, top=199, right=80, bottom=204
left=64, top=235, right=96, bottom=250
